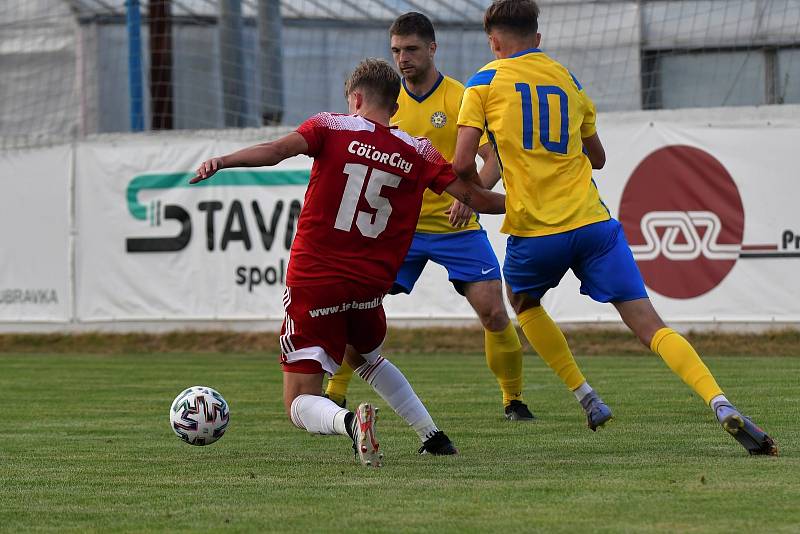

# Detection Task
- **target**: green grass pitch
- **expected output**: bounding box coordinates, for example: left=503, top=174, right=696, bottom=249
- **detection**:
left=1, top=351, right=797, bottom=532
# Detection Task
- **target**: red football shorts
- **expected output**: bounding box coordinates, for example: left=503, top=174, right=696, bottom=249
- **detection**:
left=279, top=283, right=387, bottom=375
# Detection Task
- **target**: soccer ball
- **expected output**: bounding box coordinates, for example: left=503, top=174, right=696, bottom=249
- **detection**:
left=169, top=386, right=230, bottom=446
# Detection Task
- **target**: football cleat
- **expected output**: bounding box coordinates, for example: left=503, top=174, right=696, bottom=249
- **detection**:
left=580, top=391, right=613, bottom=431
left=418, top=431, right=459, bottom=455
left=504, top=400, right=536, bottom=421
left=350, top=403, right=382, bottom=467
left=715, top=404, right=778, bottom=456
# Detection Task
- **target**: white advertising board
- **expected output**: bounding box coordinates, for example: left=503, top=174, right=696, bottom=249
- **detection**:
left=0, top=145, right=72, bottom=321
left=75, top=137, right=310, bottom=321
left=3, top=106, right=799, bottom=329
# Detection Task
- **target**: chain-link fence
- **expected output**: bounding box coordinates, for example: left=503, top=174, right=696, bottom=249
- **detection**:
left=1, top=0, right=799, bottom=148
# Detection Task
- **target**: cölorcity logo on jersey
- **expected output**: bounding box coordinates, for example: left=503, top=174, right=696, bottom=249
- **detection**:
left=619, top=145, right=800, bottom=299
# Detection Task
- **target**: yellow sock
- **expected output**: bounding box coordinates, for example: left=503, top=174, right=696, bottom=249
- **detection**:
left=324, top=362, right=354, bottom=406
left=650, top=328, right=723, bottom=405
left=484, top=322, right=524, bottom=406
left=518, top=306, right=585, bottom=391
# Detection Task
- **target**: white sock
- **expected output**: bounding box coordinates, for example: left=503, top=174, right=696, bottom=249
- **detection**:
left=572, top=381, right=593, bottom=402
left=290, top=394, right=350, bottom=436
left=356, top=356, right=438, bottom=441
left=710, top=394, right=730, bottom=412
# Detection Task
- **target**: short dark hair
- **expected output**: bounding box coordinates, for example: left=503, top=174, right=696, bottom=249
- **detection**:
left=344, top=58, right=401, bottom=111
left=484, top=0, right=540, bottom=36
left=389, top=12, right=436, bottom=43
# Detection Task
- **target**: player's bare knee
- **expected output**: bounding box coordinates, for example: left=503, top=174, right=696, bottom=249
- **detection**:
left=634, top=329, right=653, bottom=347
left=629, top=317, right=666, bottom=347
left=479, top=306, right=510, bottom=331
left=614, top=299, right=665, bottom=347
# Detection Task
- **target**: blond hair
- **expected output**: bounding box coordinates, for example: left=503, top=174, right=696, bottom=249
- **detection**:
left=344, top=58, right=401, bottom=111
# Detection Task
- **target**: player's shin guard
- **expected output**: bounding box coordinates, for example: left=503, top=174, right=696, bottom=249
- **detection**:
left=356, top=356, right=439, bottom=441
left=650, top=328, right=723, bottom=405
left=518, top=306, right=586, bottom=391
left=289, top=394, right=351, bottom=436
left=484, top=323, right=524, bottom=406
left=325, top=361, right=354, bottom=407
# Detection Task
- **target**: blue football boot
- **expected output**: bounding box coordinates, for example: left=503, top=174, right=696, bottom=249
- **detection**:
left=580, top=391, right=613, bottom=431
left=715, top=404, right=778, bottom=456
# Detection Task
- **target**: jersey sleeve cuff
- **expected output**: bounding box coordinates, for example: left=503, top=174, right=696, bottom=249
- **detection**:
left=430, top=173, right=457, bottom=195
left=295, top=128, right=316, bottom=148
left=295, top=128, right=318, bottom=153
left=457, top=120, right=485, bottom=131
left=580, top=124, right=597, bottom=138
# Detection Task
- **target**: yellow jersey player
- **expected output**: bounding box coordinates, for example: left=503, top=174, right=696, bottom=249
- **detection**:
left=455, top=0, right=776, bottom=455
left=326, top=11, right=535, bottom=423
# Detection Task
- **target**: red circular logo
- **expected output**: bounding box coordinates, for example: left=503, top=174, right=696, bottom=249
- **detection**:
left=619, top=145, right=744, bottom=299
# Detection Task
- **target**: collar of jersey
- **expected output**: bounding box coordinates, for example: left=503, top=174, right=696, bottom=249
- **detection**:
left=509, top=48, right=542, bottom=58
left=402, top=72, right=445, bottom=103
left=352, top=114, right=396, bottom=129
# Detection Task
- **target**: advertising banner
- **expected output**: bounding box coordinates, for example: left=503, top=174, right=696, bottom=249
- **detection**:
left=541, top=120, right=800, bottom=322
left=75, top=137, right=310, bottom=321
left=0, top=145, right=72, bottom=321
left=3, top=108, right=798, bottom=328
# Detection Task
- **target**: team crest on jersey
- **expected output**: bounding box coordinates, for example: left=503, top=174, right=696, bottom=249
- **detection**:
left=430, top=111, right=447, bottom=128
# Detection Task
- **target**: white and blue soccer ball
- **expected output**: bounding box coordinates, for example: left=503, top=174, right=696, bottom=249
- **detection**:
left=169, top=386, right=230, bottom=446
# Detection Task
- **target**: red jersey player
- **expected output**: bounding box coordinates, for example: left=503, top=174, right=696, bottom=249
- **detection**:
left=192, top=58, right=505, bottom=467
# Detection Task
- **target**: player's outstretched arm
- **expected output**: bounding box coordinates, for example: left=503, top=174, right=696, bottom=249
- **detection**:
left=190, top=132, right=309, bottom=184
left=444, top=178, right=505, bottom=215
left=582, top=132, right=606, bottom=170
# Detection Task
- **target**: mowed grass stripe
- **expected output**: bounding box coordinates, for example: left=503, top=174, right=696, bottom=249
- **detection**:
left=0, top=352, right=797, bottom=532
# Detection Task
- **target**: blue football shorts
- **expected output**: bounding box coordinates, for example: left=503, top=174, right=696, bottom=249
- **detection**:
left=503, top=218, right=648, bottom=303
left=392, top=229, right=502, bottom=296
